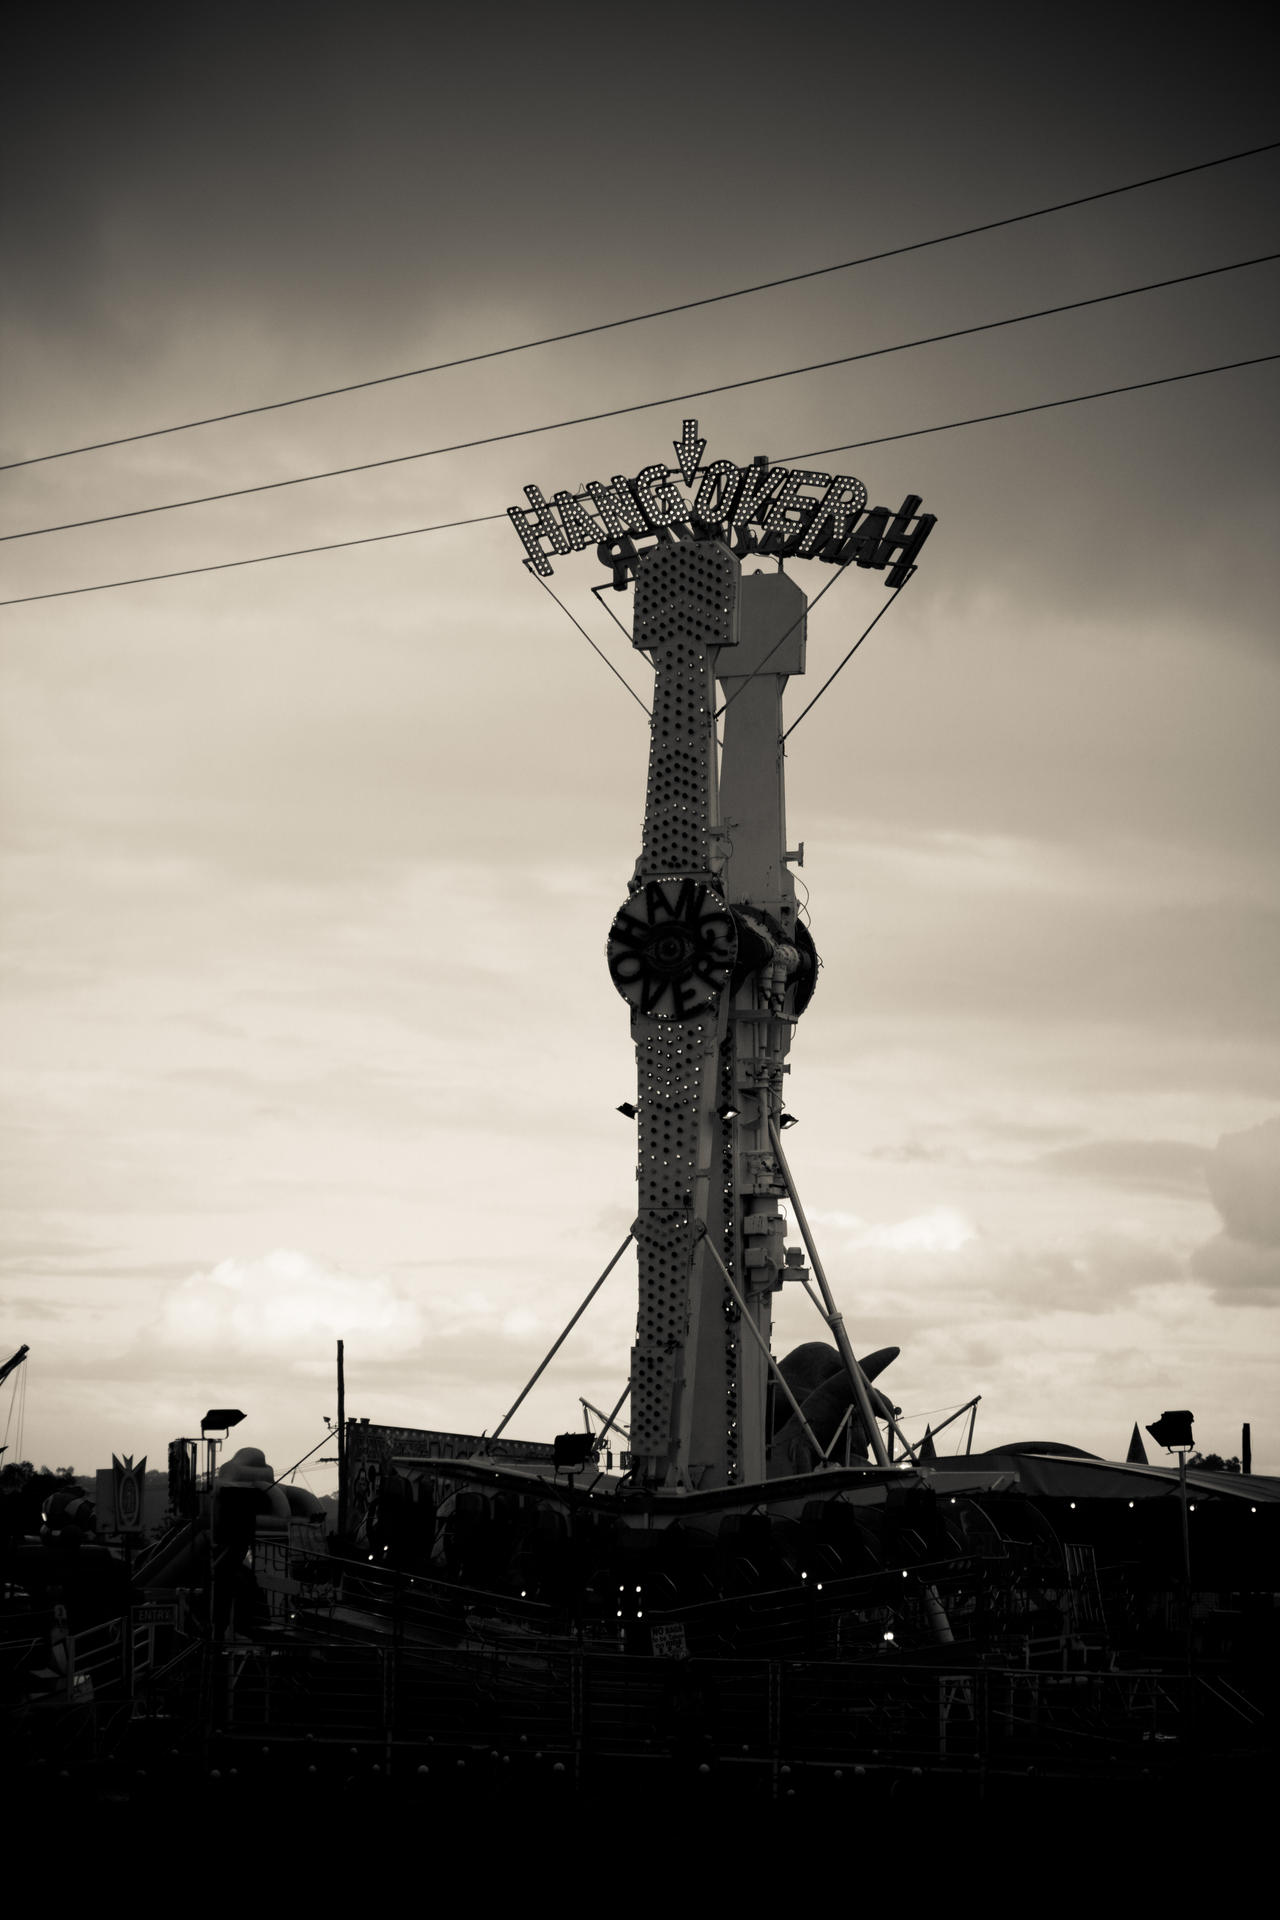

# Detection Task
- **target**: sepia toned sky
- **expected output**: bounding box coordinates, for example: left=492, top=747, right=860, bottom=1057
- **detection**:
left=2, top=4, right=1277, bottom=1488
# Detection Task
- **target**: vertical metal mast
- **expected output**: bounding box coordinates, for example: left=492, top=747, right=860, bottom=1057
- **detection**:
left=607, top=541, right=740, bottom=1489
left=608, top=548, right=819, bottom=1491
left=709, top=570, right=817, bottom=1485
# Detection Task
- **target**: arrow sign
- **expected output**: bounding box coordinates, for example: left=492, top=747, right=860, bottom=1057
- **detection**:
left=672, top=419, right=706, bottom=486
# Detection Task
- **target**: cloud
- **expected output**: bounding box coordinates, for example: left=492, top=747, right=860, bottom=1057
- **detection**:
left=152, top=1248, right=427, bottom=1366
left=1191, top=1116, right=1280, bottom=1306
left=1035, top=1137, right=1209, bottom=1194
left=854, top=1207, right=978, bottom=1254
left=802, top=1208, right=1178, bottom=1321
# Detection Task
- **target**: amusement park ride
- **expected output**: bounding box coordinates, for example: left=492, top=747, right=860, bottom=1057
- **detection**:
left=584, top=442, right=921, bottom=1493
left=5, top=426, right=1275, bottom=1789
left=347, top=422, right=1037, bottom=1634
left=357, top=421, right=1271, bottom=1641
left=504, top=423, right=940, bottom=1491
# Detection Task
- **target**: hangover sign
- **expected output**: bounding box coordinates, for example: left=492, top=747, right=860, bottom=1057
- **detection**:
left=508, top=420, right=935, bottom=589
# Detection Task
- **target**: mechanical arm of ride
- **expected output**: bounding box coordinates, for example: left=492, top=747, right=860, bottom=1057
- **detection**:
left=607, top=544, right=823, bottom=1491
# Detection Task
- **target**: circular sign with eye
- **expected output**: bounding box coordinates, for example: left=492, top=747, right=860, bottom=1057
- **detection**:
left=607, top=879, right=737, bottom=1020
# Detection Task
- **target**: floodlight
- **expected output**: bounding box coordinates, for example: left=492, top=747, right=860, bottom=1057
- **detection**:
left=617, top=1102, right=638, bottom=1119
left=553, top=1432, right=597, bottom=1470
left=778, top=1112, right=799, bottom=1130
left=200, top=1409, right=246, bottom=1433
left=1145, top=1410, right=1194, bottom=1451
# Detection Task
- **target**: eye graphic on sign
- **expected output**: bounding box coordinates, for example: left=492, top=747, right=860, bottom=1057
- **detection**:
left=608, top=879, right=737, bottom=1019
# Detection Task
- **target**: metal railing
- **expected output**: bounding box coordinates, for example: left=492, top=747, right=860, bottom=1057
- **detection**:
left=203, top=1639, right=1262, bottom=1769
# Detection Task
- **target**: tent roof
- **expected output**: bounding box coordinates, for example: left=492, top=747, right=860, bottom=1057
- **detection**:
left=964, top=1447, right=1280, bottom=1504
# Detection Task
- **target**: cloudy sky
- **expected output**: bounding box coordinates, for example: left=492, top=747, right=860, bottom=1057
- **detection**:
left=2, top=5, right=1277, bottom=1487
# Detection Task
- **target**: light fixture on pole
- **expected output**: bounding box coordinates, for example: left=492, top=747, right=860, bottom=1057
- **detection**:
left=1146, top=1409, right=1195, bottom=1593
left=199, top=1408, right=246, bottom=1499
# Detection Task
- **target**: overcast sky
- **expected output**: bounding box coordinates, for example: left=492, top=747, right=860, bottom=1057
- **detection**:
left=2, top=4, right=1277, bottom=1488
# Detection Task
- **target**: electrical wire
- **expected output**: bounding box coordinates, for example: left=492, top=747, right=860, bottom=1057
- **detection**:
left=5, top=137, right=1276, bottom=472
left=0, top=510, right=508, bottom=606
left=4, top=251, right=1275, bottom=545
left=2, top=348, right=1275, bottom=609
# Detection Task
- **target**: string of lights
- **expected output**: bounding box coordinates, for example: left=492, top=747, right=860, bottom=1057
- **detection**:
left=1, top=349, right=1276, bottom=609
left=4, top=137, right=1276, bottom=473
left=4, top=251, right=1274, bottom=547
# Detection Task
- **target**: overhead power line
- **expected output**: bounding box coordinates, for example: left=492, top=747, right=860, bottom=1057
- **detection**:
left=4, top=251, right=1276, bottom=546
left=3, top=137, right=1277, bottom=473
left=1, top=351, right=1275, bottom=610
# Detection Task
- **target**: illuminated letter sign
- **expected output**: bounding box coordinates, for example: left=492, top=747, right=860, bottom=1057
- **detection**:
left=508, top=421, right=935, bottom=590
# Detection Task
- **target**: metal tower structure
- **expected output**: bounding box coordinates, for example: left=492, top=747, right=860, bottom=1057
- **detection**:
left=608, top=543, right=830, bottom=1491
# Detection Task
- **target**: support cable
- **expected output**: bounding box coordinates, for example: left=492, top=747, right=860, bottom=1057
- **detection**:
left=6, top=137, right=1276, bottom=471
left=534, top=575, right=651, bottom=716
left=5, top=251, right=1274, bottom=545
left=782, top=581, right=911, bottom=738
left=715, top=559, right=855, bottom=719
left=488, top=1234, right=634, bottom=1445
left=3, top=350, right=1275, bottom=609
left=265, top=1431, right=333, bottom=1494
left=590, top=581, right=637, bottom=645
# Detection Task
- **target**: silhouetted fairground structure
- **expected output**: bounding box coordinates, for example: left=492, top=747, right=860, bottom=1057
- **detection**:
left=3, top=428, right=1276, bottom=1813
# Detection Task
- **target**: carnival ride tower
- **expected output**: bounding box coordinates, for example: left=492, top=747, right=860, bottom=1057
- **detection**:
left=607, top=543, right=826, bottom=1492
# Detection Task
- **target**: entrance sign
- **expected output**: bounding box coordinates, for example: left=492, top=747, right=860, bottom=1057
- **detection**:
left=133, top=1601, right=179, bottom=1628
left=508, top=420, right=935, bottom=589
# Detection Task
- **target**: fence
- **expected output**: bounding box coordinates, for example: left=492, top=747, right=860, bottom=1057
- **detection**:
left=204, top=1638, right=1251, bottom=1773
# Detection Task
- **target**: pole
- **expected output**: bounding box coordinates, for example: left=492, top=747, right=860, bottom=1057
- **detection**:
left=337, top=1339, right=347, bottom=1539
left=1178, top=1445, right=1193, bottom=1673
left=580, top=1397, right=631, bottom=1443
left=924, top=1394, right=982, bottom=1445
left=768, top=1122, right=892, bottom=1469
left=1242, top=1422, right=1251, bottom=1475
left=123, top=1534, right=134, bottom=1701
